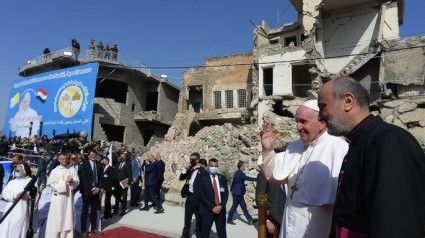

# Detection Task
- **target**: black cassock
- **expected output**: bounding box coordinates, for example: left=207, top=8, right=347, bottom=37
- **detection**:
left=333, top=115, right=425, bottom=238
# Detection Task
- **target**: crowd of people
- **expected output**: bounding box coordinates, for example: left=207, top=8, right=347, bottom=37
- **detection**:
left=0, top=141, right=166, bottom=238
left=1, top=75, right=425, bottom=238
left=83, top=39, right=118, bottom=61
left=42, top=39, right=119, bottom=62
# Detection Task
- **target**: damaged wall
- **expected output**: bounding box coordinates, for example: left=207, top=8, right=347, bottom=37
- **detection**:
left=169, top=54, right=253, bottom=140
left=179, top=54, right=253, bottom=113
left=316, top=2, right=380, bottom=74
left=258, top=50, right=307, bottom=97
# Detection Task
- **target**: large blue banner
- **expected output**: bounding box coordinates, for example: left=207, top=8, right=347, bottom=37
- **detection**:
left=3, top=63, right=98, bottom=139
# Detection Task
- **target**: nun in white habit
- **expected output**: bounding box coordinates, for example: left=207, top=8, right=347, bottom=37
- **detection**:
left=0, top=164, right=32, bottom=238
left=258, top=100, right=349, bottom=238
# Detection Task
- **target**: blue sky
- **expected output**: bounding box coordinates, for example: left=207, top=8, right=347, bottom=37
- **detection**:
left=0, top=0, right=424, bottom=130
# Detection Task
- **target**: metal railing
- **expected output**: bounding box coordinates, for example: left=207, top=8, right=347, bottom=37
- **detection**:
left=22, top=47, right=151, bottom=75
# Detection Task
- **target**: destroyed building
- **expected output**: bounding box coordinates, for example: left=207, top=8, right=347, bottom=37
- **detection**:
left=19, top=47, right=179, bottom=149
left=153, top=0, right=425, bottom=207
left=251, top=0, right=425, bottom=146
left=166, top=54, right=254, bottom=139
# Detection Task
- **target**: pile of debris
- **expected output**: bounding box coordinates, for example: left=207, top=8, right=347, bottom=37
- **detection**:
left=146, top=95, right=425, bottom=209
left=147, top=122, right=296, bottom=209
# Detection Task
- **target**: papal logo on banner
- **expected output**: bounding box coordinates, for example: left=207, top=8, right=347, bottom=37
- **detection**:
left=54, top=80, right=89, bottom=118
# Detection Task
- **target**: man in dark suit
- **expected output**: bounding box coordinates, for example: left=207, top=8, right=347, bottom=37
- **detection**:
left=36, top=152, right=48, bottom=191
left=114, top=152, right=132, bottom=216
left=140, top=154, right=164, bottom=213
left=195, top=158, right=228, bottom=238
left=99, top=157, right=115, bottom=220
left=256, top=172, right=286, bottom=237
left=0, top=136, right=8, bottom=156
left=117, top=144, right=131, bottom=161
left=79, top=150, right=104, bottom=237
left=227, top=161, right=257, bottom=225
left=155, top=153, right=165, bottom=201
left=0, top=163, right=4, bottom=194
left=179, top=152, right=203, bottom=238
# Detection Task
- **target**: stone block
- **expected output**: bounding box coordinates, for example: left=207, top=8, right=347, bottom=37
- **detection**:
left=399, top=109, right=425, bottom=124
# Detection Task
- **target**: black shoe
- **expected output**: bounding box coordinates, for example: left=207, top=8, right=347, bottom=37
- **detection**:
left=91, top=230, right=104, bottom=235
left=119, top=212, right=125, bottom=216
left=139, top=206, right=149, bottom=211
left=101, top=215, right=111, bottom=220
left=227, top=221, right=236, bottom=225
left=154, top=208, right=164, bottom=214
left=112, top=210, right=118, bottom=215
left=248, top=219, right=257, bottom=226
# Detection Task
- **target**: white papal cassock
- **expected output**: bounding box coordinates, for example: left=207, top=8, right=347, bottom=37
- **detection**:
left=258, top=131, right=348, bottom=238
left=45, top=165, right=79, bottom=238
left=0, top=176, right=32, bottom=238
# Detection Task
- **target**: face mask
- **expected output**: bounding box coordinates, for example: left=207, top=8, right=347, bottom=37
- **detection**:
left=14, top=172, right=21, bottom=179
left=209, top=167, right=218, bottom=175
left=190, top=160, right=196, bottom=167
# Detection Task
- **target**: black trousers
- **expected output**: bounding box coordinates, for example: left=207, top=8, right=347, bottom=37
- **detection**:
left=200, top=210, right=227, bottom=238
left=115, top=187, right=128, bottom=213
left=130, top=180, right=139, bottom=206
left=112, top=188, right=121, bottom=213
left=103, top=190, right=113, bottom=217
left=182, top=193, right=201, bottom=237
left=156, top=179, right=164, bottom=201
left=81, top=193, right=101, bottom=233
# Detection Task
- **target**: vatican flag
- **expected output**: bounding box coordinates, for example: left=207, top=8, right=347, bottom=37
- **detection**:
left=10, top=92, right=19, bottom=108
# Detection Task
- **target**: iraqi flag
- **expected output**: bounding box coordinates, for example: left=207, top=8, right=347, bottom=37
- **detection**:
left=36, top=88, right=48, bottom=103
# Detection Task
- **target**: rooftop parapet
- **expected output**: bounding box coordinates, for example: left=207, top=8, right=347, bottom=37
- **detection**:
left=19, top=47, right=151, bottom=76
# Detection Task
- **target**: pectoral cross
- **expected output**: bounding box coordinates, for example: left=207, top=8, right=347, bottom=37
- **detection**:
left=290, top=184, right=298, bottom=199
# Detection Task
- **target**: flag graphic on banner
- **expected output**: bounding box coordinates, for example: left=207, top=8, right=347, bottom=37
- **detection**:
left=36, top=88, right=48, bottom=103
left=10, top=92, right=20, bottom=108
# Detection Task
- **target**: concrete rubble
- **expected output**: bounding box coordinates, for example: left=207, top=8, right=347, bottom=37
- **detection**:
left=145, top=94, right=425, bottom=210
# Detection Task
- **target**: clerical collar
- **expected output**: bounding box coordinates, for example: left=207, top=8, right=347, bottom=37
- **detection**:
left=346, top=114, right=378, bottom=144
left=305, top=130, right=329, bottom=147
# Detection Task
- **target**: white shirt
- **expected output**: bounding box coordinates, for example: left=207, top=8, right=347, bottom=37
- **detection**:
left=209, top=174, right=221, bottom=204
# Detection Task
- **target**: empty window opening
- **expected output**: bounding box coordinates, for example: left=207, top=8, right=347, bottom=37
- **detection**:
left=263, top=68, right=273, bottom=96
left=301, top=34, right=307, bottom=45
left=187, top=86, right=203, bottom=112
left=292, top=64, right=311, bottom=97
left=284, top=36, right=297, bottom=47
left=225, top=90, right=234, bottom=109
left=192, top=103, right=201, bottom=113
left=95, top=79, right=127, bottom=104
left=270, top=39, right=279, bottom=44
left=146, top=91, right=158, bottom=111
left=213, top=91, right=222, bottom=109
left=101, top=124, right=125, bottom=142
left=272, top=100, right=285, bottom=116
left=143, top=129, right=155, bottom=146
left=188, top=121, right=202, bottom=137
left=237, top=89, right=247, bottom=108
